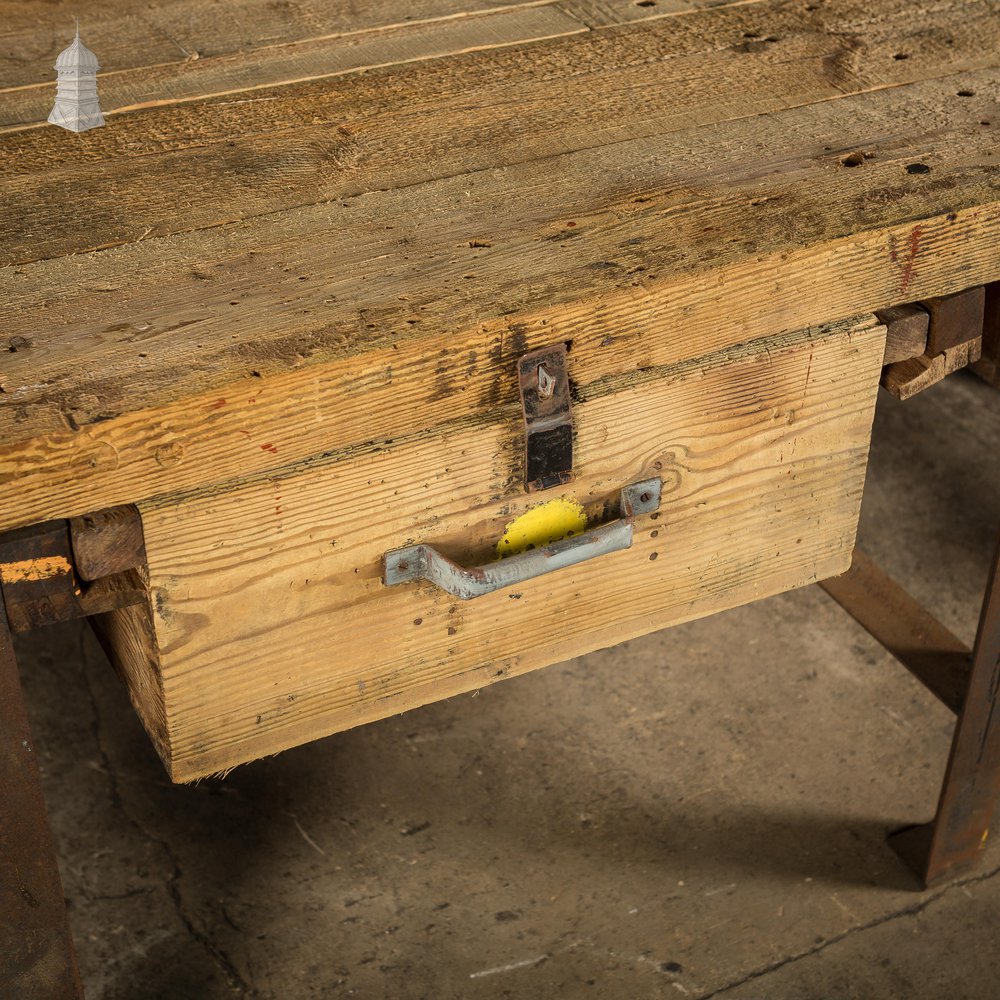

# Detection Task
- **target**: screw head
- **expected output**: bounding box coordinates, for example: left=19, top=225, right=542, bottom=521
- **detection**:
left=537, top=363, right=556, bottom=399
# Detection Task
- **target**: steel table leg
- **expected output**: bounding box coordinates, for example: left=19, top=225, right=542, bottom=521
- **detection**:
left=890, top=535, right=1000, bottom=886
left=0, top=591, right=84, bottom=999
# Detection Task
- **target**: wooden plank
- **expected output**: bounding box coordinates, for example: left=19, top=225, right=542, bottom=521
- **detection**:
left=880, top=338, right=983, bottom=400
left=88, top=566, right=169, bottom=764
left=0, top=0, right=550, bottom=91
left=68, top=505, right=145, bottom=581
left=819, top=550, right=971, bottom=714
left=133, top=315, right=884, bottom=780
left=1, top=65, right=997, bottom=532
left=558, top=0, right=700, bottom=27
left=4, top=0, right=998, bottom=265
left=1, top=0, right=745, bottom=96
left=877, top=304, right=929, bottom=365
left=0, top=4, right=588, bottom=129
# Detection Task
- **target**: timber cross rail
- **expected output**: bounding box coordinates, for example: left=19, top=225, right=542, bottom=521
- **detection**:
left=3, top=0, right=1000, bottom=994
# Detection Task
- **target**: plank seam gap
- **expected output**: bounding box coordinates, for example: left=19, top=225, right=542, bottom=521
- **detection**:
left=3, top=63, right=989, bottom=270
left=0, top=0, right=565, bottom=99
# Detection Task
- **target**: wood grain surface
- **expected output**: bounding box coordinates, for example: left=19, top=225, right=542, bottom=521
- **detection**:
left=0, top=1, right=994, bottom=776
left=136, top=315, right=884, bottom=779
left=2, top=3, right=997, bottom=477
left=2, top=57, right=998, bottom=528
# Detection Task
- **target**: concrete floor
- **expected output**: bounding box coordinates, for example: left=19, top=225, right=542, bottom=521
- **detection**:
left=14, top=370, right=1000, bottom=999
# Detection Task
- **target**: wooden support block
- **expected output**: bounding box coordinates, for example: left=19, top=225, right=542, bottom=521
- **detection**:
left=880, top=338, right=982, bottom=400
left=69, top=505, right=146, bottom=582
left=0, top=519, right=147, bottom=633
left=922, top=287, right=986, bottom=354
left=876, top=304, right=930, bottom=365
left=972, top=282, right=1000, bottom=388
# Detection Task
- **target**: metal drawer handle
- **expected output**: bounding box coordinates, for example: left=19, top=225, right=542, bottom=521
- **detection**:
left=382, top=478, right=661, bottom=601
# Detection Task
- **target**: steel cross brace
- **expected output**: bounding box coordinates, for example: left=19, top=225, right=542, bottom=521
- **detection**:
left=822, top=534, right=1000, bottom=887
left=0, top=510, right=146, bottom=999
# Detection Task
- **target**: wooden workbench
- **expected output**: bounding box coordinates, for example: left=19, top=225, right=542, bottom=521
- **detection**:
left=2, top=1, right=1000, bottom=993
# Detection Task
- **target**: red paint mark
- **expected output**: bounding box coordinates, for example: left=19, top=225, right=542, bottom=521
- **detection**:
left=275, top=505, right=283, bottom=514
left=208, top=398, right=227, bottom=410
left=261, top=442, right=278, bottom=454
left=894, top=225, right=923, bottom=294
left=238, top=429, right=252, bottom=439
left=248, top=397, right=257, bottom=404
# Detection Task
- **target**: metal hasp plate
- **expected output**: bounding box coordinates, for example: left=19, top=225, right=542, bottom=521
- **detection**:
left=518, top=343, right=573, bottom=492
left=384, top=478, right=661, bottom=600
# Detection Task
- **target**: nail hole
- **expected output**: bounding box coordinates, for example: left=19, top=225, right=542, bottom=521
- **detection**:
left=957, top=90, right=975, bottom=97
left=906, top=163, right=931, bottom=174
left=841, top=151, right=865, bottom=167
left=649, top=552, right=658, bottom=561
left=635, top=0, right=656, bottom=6
left=893, top=53, right=909, bottom=60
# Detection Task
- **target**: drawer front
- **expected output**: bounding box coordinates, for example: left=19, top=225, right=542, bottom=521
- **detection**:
left=109, top=316, right=884, bottom=780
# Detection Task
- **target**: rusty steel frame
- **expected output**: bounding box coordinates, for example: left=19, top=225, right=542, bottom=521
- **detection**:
left=0, top=589, right=84, bottom=1000
left=822, top=536, right=1000, bottom=887
left=889, top=535, right=1000, bottom=885
left=0, top=508, right=146, bottom=999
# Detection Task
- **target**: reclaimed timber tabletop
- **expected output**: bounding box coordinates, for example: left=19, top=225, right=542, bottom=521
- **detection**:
left=1, top=0, right=999, bottom=531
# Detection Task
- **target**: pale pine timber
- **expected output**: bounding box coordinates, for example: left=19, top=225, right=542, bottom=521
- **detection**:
left=135, top=315, right=885, bottom=780
left=1, top=68, right=998, bottom=531
left=0, top=4, right=589, bottom=130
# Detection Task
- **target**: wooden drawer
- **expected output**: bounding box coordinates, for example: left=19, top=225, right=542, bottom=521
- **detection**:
left=97, top=315, right=885, bottom=781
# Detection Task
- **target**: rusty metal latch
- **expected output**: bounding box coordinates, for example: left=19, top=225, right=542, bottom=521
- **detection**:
left=519, top=344, right=573, bottom=492
left=382, top=478, right=661, bottom=600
